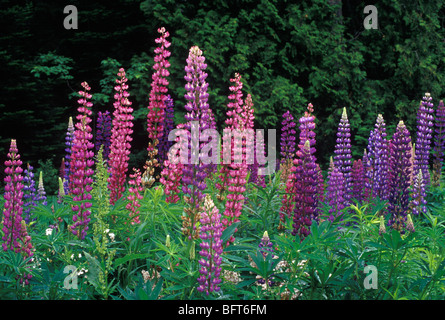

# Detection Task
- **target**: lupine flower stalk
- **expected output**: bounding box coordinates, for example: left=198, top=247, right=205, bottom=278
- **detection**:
left=333, top=107, right=352, bottom=203
left=181, top=46, right=212, bottom=240
left=2, top=140, right=34, bottom=265
left=387, top=121, right=412, bottom=233
left=108, top=68, right=134, bottom=205
left=197, top=195, right=223, bottom=295
left=64, top=116, right=75, bottom=194
left=366, top=114, right=389, bottom=200
left=36, top=171, right=47, bottom=206
left=410, top=170, right=427, bottom=216
left=326, top=156, right=345, bottom=221
left=95, top=110, right=112, bottom=160
left=432, top=100, right=445, bottom=186
left=414, top=93, right=434, bottom=186
left=143, top=27, right=171, bottom=188
left=126, top=168, right=143, bottom=225
left=220, top=73, right=249, bottom=244
left=23, top=164, right=37, bottom=224
left=280, top=110, right=297, bottom=164
left=69, top=82, right=95, bottom=240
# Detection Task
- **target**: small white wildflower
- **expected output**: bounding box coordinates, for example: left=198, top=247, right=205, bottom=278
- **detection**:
left=104, top=229, right=110, bottom=234
left=45, top=228, right=53, bottom=236
left=108, top=233, right=115, bottom=242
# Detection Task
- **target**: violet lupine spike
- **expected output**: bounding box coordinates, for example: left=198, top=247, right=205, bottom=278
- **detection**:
left=366, top=114, right=390, bottom=200
left=414, top=93, right=434, bottom=187
left=292, top=140, right=318, bottom=239
left=351, top=159, right=365, bottom=203
left=280, top=110, right=297, bottom=165
left=158, top=95, right=175, bottom=167
left=108, top=68, right=134, bottom=205
left=2, top=139, right=33, bottom=260
left=23, top=164, right=37, bottom=225
left=333, top=107, right=352, bottom=203
left=432, top=100, right=445, bottom=187
left=387, top=121, right=412, bottom=233
left=362, top=149, right=372, bottom=202
left=69, top=82, right=95, bottom=240
left=315, top=163, right=324, bottom=215
left=95, top=110, right=112, bottom=160
left=181, top=46, right=212, bottom=240
left=64, top=116, right=75, bottom=194
left=197, top=195, right=223, bottom=295
left=326, top=156, right=345, bottom=221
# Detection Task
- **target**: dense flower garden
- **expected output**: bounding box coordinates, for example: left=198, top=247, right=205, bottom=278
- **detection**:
left=1, top=28, right=444, bottom=300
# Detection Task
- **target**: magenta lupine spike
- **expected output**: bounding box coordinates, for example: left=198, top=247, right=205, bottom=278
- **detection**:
left=366, top=114, right=390, bottom=200
left=280, top=110, right=297, bottom=165
left=388, top=121, right=412, bottom=233
left=351, top=159, right=365, bottom=203
left=64, top=116, right=75, bottom=194
left=69, top=82, right=95, bottom=240
left=95, top=110, right=112, bottom=160
left=220, top=73, right=249, bottom=244
left=108, top=68, right=134, bottom=205
left=181, top=46, right=213, bottom=240
left=126, top=168, right=143, bottom=224
left=326, top=156, right=345, bottom=221
left=2, top=140, right=34, bottom=261
left=146, top=27, right=171, bottom=149
left=414, top=93, right=434, bottom=186
left=292, top=140, right=318, bottom=239
left=333, top=107, right=352, bottom=203
left=432, top=100, right=445, bottom=186
left=197, top=195, right=223, bottom=295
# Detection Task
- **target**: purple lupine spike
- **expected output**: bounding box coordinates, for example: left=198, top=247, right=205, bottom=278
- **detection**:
left=158, top=95, right=175, bottom=166
left=387, top=121, right=413, bottom=233
left=95, top=110, right=112, bottom=160
left=181, top=46, right=212, bottom=240
left=258, top=231, right=274, bottom=258
left=326, top=156, right=345, bottom=221
left=351, top=159, right=365, bottom=203
left=414, top=93, right=434, bottom=187
left=23, top=164, right=37, bottom=224
left=362, top=149, right=372, bottom=202
left=366, top=114, right=390, bottom=200
left=333, top=107, right=352, bottom=203
left=315, top=163, right=324, bottom=216
left=432, top=100, right=445, bottom=186
left=197, top=195, right=223, bottom=295
left=64, top=116, right=75, bottom=194
left=69, top=82, right=95, bottom=240
left=292, top=140, right=318, bottom=239
left=280, top=110, right=297, bottom=165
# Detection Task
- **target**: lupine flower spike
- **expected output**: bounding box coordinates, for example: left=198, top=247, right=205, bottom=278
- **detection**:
left=69, top=82, right=95, bottom=240
left=326, top=156, right=345, bottom=221
left=108, top=68, right=134, bottom=205
left=197, top=195, right=223, bottom=295
left=95, top=110, right=112, bottom=160
left=126, top=168, right=143, bottom=225
left=23, top=164, right=37, bottom=224
left=432, top=100, right=445, bottom=186
left=143, top=27, right=171, bottom=188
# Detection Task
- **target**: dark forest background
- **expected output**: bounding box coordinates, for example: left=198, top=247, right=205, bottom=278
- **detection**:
left=1, top=0, right=444, bottom=194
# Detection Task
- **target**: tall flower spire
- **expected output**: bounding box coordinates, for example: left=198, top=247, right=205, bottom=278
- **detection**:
left=69, top=82, right=95, bottom=240
left=143, top=27, right=171, bottom=187
left=414, top=93, right=434, bottom=186
left=95, top=110, right=112, bottom=160
left=108, top=68, right=134, bottom=205
left=326, top=156, right=345, bottom=221
left=333, top=107, right=352, bottom=203
left=280, top=110, right=297, bottom=165
left=2, top=139, right=33, bottom=261
left=387, top=121, right=412, bottom=233
left=181, top=45, right=212, bottom=240
left=158, top=95, right=175, bottom=167
left=64, top=116, right=75, bottom=194
left=23, top=164, right=37, bottom=224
